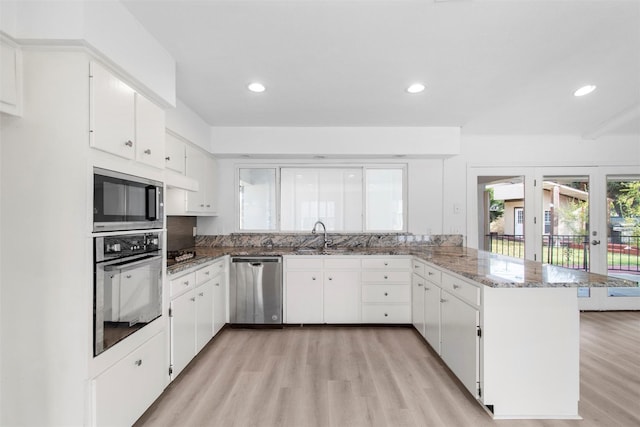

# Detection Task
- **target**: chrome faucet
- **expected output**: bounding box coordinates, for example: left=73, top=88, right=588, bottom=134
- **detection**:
left=311, top=220, right=331, bottom=249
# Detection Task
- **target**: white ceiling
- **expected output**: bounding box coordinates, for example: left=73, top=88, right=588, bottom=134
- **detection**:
left=122, top=0, right=640, bottom=136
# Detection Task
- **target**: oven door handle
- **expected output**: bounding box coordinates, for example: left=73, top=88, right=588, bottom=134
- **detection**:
left=104, top=254, right=162, bottom=272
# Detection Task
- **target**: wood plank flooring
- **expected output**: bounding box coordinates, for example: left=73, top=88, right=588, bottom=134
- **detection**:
left=135, top=312, right=640, bottom=427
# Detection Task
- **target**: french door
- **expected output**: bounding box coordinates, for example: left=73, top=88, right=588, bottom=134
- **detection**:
left=470, top=165, right=639, bottom=310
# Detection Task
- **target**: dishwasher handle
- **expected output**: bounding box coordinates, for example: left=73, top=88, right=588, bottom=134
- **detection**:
left=232, top=257, right=281, bottom=263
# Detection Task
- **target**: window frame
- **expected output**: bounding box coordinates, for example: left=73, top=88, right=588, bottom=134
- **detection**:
left=235, top=163, right=407, bottom=233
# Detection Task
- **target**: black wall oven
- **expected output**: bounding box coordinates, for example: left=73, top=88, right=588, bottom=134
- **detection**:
left=94, top=232, right=163, bottom=356
left=93, top=167, right=164, bottom=232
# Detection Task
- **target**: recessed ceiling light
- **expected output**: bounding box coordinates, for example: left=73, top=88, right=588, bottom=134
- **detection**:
left=406, top=83, right=425, bottom=94
left=574, top=85, right=596, bottom=97
left=247, top=82, right=266, bottom=93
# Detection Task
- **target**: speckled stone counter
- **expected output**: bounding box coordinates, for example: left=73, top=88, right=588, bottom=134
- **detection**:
left=167, top=245, right=637, bottom=289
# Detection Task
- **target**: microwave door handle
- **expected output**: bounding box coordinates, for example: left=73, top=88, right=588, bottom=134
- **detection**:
left=104, top=255, right=162, bottom=272
left=146, top=185, right=158, bottom=221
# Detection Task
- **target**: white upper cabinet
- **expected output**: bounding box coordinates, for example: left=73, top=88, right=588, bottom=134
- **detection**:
left=185, top=144, right=218, bottom=214
left=90, top=61, right=136, bottom=159
left=0, top=37, right=22, bottom=116
left=135, top=93, right=166, bottom=169
left=165, top=132, right=186, bottom=174
left=89, top=61, right=165, bottom=168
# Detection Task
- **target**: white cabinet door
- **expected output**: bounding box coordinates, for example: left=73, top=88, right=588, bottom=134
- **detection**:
left=412, top=273, right=426, bottom=336
left=440, top=290, right=479, bottom=397
left=212, top=273, right=227, bottom=336
left=286, top=271, right=323, bottom=323
left=170, top=290, right=196, bottom=378
left=134, top=93, right=165, bottom=169
left=423, top=282, right=441, bottom=354
left=165, top=132, right=186, bottom=174
left=90, top=61, right=135, bottom=159
left=195, top=281, right=214, bottom=353
left=324, top=271, right=360, bottom=323
left=93, top=332, right=166, bottom=427
left=185, top=145, right=217, bottom=213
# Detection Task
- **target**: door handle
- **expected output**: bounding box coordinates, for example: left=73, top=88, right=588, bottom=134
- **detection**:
left=591, top=240, right=601, bottom=245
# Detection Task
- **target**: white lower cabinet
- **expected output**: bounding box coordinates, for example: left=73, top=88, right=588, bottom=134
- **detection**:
left=212, top=267, right=227, bottom=336
left=170, top=288, right=197, bottom=378
left=169, top=259, right=227, bottom=379
left=93, top=331, right=166, bottom=427
left=324, top=270, right=360, bottom=323
left=195, top=281, right=214, bottom=353
left=285, top=270, right=323, bottom=323
left=422, top=280, right=441, bottom=353
left=411, top=272, right=426, bottom=336
left=440, top=289, right=480, bottom=397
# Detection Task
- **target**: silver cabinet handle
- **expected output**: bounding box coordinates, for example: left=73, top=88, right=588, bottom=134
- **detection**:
left=190, top=297, right=196, bottom=302
left=384, top=275, right=388, bottom=279
left=453, top=284, right=460, bottom=290
left=384, top=313, right=388, bottom=317
left=384, top=292, right=388, bottom=296
left=428, top=272, right=434, bottom=276
left=199, top=292, right=204, bottom=297
left=205, top=271, right=210, bottom=275
left=592, top=240, right=601, bottom=245
left=384, top=262, right=388, bottom=266
left=418, top=283, right=423, bottom=287
left=134, top=359, right=142, bottom=366
left=328, top=277, right=333, bottom=281
left=183, top=281, right=189, bottom=286
left=144, top=149, right=151, bottom=155
left=425, top=286, right=430, bottom=291
left=165, top=156, right=171, bottom=161
left=312, top=277, right=316, bottom=280
left=206, top=204, right=211, bottom=208
left=440, top=298, right=447, bottom=303
left=215, top=282, right=220, bottom=286
left=200, top=204, right=205, bottom=207
left=126, top=274, right=132, bottom=279
left=125, top=140, right=133, bottom=147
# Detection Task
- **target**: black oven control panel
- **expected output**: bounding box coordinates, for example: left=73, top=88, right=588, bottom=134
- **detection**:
left=96, top=233, right=161, bottom=262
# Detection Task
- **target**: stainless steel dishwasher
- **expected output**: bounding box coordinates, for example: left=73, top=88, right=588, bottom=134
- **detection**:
left=230, top=257, right=282, bottom=325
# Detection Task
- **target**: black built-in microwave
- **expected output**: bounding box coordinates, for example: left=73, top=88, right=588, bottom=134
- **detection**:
left=93, top=168, right=164, bottom=232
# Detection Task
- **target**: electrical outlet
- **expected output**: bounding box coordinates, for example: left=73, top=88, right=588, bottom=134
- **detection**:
left=192, top=226, right=197, bottom=237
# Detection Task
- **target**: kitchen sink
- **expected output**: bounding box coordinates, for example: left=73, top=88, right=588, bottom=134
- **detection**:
left=295, top=247, right=355, bottom=255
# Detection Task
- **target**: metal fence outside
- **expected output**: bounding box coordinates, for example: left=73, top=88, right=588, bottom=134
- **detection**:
left=486, top=233, right=640, bottom=273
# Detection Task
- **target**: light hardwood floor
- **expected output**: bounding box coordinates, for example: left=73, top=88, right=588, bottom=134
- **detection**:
left=135, top=312, right=640, bottom=427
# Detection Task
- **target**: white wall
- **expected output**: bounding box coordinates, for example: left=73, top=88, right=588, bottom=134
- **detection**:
left=0, top=49, right=90, bottom=426
left=1, top=0, right=176, bottom=107
left=197, top=157, right=444, bottom=236
left=210, top=126, right=460, bottom=158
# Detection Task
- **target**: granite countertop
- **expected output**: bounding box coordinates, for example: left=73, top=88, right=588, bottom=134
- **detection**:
left=167, top=246, right=637, bottom=289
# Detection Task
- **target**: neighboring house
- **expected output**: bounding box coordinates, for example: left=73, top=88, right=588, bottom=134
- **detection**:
left=490, top=182, right=589, bottom=236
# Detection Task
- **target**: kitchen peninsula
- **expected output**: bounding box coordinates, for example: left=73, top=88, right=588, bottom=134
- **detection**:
left=167, top=237, right=634, bottom=420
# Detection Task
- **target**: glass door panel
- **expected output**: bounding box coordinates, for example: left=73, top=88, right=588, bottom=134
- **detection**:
left=478, top=176, right=525, bottom=258
left=606, top=176, right=640, bottom=291
left=540, top=176, right=590, bottom=271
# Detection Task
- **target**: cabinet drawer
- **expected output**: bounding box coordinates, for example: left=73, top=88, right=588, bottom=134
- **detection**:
left=412, top=260, right=425, bottom=277
left=362, top=304, right=411, bottom=323
left=362, top=284, right=410, bottom=303
left=424, top=264, right=442, bottom=283
left=196, top=264, right=216, bottom=285
left=441, top=273, right=480, bottom=306
left=362, top=258, right=411, bottom=270
left=285, top=257, right=323, bottom=270
left=323, top=257, right=361, bottom=270
left=361, top=271, right=411, bottom=283
left=170, top=272, right=196, bottom=298
left=93, top=331, right=166, bottom=427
